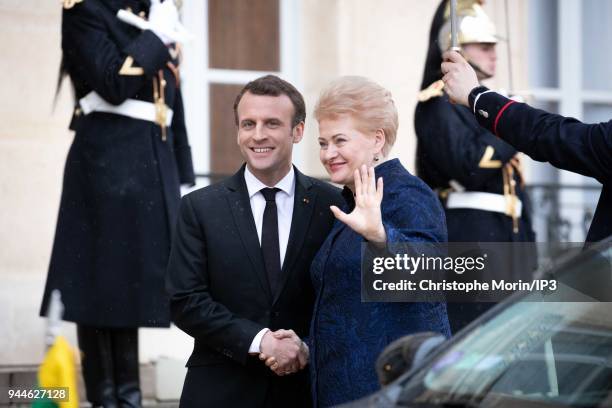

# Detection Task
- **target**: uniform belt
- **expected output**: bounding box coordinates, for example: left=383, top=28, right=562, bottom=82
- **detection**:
left=79, top=91, right=173, bottom=126
left=446, top=191, right=522, bottom=218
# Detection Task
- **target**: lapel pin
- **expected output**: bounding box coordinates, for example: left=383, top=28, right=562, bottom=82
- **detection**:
left=303, top=197, right=309, bottom=204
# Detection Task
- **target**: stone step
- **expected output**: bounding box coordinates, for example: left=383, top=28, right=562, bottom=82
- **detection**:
left=0, top=364, right=179, bottom=407
left=9, top=400, right=178, bottom=408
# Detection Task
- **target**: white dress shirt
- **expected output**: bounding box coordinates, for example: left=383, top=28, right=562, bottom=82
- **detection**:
left=244, top=166, right=295, bottom=353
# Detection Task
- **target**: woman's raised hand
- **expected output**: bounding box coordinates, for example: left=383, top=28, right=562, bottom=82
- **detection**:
left=330, top=165, right=387, bottom=243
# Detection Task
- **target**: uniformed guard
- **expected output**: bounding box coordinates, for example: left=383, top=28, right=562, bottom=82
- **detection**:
left=414, top=0, right=536, bottom=333
left=40, top=1, right=195, bottom=406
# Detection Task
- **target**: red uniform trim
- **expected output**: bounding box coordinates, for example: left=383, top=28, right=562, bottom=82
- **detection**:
left=493, top=100, right=516, bottom=136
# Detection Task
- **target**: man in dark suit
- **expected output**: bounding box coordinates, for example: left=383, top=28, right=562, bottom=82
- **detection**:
left=165, top=75, right=342, bottom=407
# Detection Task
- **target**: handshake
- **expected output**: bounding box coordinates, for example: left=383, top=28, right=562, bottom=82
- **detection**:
left=258, top=329, right=309, bottom=376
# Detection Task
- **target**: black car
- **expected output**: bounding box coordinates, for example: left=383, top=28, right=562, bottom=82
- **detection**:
left=343, top=239, right=612, bottom=407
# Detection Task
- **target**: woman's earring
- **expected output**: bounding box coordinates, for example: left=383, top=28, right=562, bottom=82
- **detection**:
left=373, top=155, right=379, bottom=162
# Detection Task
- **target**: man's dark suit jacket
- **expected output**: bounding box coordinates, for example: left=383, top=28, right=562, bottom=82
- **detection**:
left=166, top=165, right=341, bottom=407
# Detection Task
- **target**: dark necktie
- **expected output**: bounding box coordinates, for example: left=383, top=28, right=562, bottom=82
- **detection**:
left=260, top=187, right=281, bottom=295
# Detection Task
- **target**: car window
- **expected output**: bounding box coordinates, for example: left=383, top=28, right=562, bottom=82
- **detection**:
left=424, top=302, right=612, bottom=406
left=399, top=242, right=612, bottom=407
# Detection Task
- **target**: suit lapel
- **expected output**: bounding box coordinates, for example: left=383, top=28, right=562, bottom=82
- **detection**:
left=273, top=168, right=317, bottom=304
left=224, top=166, right=273, bottom=302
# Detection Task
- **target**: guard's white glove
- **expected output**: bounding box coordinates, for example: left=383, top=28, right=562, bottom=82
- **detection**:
left=149, top=0, right=180, bottom=45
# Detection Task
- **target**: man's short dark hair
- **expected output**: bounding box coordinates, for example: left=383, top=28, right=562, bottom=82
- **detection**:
left=233, top=75, right=306, bottom=128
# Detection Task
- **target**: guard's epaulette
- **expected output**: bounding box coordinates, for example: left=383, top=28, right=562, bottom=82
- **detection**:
left=417, top=80, right=445, bottom=102
left=63, top=0, right=84, bottom=10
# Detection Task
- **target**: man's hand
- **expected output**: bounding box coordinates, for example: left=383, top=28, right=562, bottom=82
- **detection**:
left=441, top=50, right=479, bottom=107
left=259, top=329, right=308, bottom=376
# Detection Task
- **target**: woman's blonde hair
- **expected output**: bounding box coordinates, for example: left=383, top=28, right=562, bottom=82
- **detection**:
left=314, top=76, right=398, bottom=156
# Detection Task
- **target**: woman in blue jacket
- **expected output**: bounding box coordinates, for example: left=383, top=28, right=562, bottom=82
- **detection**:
left=308, top=76, right=450, bottom=406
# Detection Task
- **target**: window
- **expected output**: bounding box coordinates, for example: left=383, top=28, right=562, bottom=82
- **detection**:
left=181, top=0, right=302, bottom=184
left=526, top=0, right=611, bottom=242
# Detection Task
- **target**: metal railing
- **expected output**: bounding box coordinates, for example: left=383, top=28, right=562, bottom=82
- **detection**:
left=525, top=183, right=602, bottom=243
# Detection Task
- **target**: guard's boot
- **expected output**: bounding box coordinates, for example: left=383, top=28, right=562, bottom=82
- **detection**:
left=112, top=328, right=142, bottom=408
left=77, top=325, right=119, bottom=408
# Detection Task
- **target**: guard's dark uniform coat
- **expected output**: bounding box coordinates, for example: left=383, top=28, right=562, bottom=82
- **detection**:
left=415, top=95, right=537, bottom=333
left=415, top=95, right=536, bottom=243
left=470, top=89, right=612, bottom=243
left=40, top=0, right=195, bottom=328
